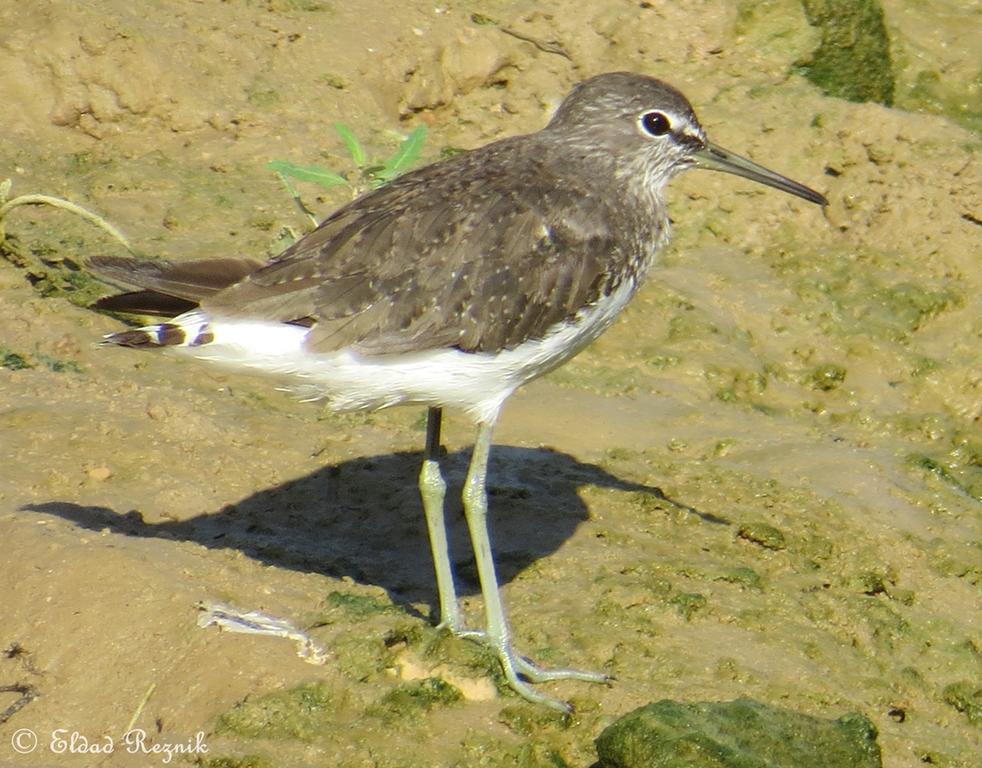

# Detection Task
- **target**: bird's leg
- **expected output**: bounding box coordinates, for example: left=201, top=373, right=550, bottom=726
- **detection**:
left=462, top=421, right=609, bottom=712
left=419, top=407, right=481, bottom=636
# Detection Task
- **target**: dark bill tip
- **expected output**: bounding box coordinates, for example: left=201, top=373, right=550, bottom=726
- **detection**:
left=693, top=142, right=828, bottom=207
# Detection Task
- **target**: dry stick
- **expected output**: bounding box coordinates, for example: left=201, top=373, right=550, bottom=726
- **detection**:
left=0, top=683, right=39, bottom=726
left=123, top=681, right=157, bottom=735
left=0, top=192, right=135, bottom=253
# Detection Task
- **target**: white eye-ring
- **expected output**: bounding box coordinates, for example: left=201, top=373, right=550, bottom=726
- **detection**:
left=639, top=110, right=671, bottom=137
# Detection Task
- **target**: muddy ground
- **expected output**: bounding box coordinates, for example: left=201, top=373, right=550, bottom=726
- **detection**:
left=0, top=1, right=978, bottom=766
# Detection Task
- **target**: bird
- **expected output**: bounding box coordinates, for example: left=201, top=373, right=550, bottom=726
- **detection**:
left=87, top=71, right=827, bottom=712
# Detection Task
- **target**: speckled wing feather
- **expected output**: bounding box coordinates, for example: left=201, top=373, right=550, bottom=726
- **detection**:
left=205, top=136, right=635, bottom=355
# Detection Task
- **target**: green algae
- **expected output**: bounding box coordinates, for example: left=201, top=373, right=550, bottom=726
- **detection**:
left=795, top=0, right=895, bottom=106
left=200, top=756, right=272, bottom=768
left=669, top=592, right=708, bottom=621
left=709, top=366, right=768, bottom=403
left=941, top=681, right=982, bottom=727
left=909, top=451, right=982, bottom=502
left=902, top=69, right=982, bottom=136
left=216, top=682, right=342, bottom=741
left=388, top=622, right=503, bottom=682
left=0, top=345, right=32, bottom=370
left=736, top=522, right=787, bottom=551
left=716, top=566, right=764, bottom=591
left=806, top=363, right=846, bottom=392
left=596, top=699, right=882, bottom=768
left=847, top=570, right=891, bottom=597
left=789, top=266, right=963, bottom=343
left=870, top=282, right=962, bottom=335
left=460, top=728, right=578, bottom=768
left=499, top=703, right=576, bottom=737
left=0, top=344, right=81, bottom=373
left=323, top=589, right=398, bottom=620
left=0, top=236, right=110, bottom=309
left=372, top=677, right=462, bottom=720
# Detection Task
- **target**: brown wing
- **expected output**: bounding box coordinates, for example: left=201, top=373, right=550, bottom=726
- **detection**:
left=88, top=256, right=265, bottom=298
left=88, top=256, right=266, bottom=316
left=205, top=136, right=632, bottom=355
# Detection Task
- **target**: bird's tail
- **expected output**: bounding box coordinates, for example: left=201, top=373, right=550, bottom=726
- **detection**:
left=88, top=255, right=263, bottom=349
left=100, top=311, right=214, bottom=348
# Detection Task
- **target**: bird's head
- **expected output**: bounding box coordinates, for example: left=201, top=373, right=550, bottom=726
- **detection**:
left=548, top=72, right=827, bottom=207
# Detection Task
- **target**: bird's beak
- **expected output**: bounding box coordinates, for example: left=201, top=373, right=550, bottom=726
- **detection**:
left=692, top=142, right=828, bottom=207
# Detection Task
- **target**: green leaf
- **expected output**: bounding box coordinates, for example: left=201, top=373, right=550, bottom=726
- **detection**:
left=374, top=125, right=427, bottom=186
left=334, top=123, right=367, bottom=167
left=267, top=161, right=349, bottom=190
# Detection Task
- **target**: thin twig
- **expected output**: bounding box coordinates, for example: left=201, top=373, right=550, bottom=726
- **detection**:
left=499, top=27, right=572, bottom=60
left=0, top=683, right=39, bottom=725
left=123, top=681, right=156, bottom=735
left=0, top=192, right=135, bottom=253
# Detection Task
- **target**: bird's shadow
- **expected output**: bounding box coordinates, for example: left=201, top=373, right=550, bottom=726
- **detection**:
left=24, top=445, right=726, bottom=618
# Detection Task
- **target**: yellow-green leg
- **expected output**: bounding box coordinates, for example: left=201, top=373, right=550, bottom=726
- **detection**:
left=418, top=407, right=464, bottom=633
left=461, top=419, right=610, bottom=712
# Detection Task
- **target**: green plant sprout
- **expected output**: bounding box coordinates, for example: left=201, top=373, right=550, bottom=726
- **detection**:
left=268, top=123, right=427, bottom=227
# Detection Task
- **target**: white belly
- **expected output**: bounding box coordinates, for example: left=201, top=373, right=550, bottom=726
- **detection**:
left=169, top=279, right=638, bottom=424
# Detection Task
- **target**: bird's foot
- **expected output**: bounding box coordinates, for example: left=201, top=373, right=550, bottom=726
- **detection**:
left=435, top=612, right=488, bottom=641
left=436, top=619, right=488, bottom=642
left=512, top=654, right=611, bottom=685
left=442, top=630, right=610, bottom=713
left=434, top=616, right=610, bottom=711
left=494, top=643, right=611, bottom=713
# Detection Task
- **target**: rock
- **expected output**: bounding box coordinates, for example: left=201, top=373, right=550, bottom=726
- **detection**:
left=86, top=465, right=112, bottom=482
left=595, top=698, right=882, bottom=768
left=439, top=28, right=508, bottom=96
left=400, top=28, right=512, bottom=114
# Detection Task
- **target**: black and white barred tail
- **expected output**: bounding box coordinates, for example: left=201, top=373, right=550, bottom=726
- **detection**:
left=89, top=255, right=262, bottom=349
left=102, top=312, right=215, bottom=349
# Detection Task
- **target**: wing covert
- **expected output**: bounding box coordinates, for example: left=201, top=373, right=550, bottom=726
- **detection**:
left=204, top=137, right=631, bottom=354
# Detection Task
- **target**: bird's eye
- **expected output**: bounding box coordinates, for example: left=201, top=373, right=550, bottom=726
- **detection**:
left=640, top=111, right=671, bottom=137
